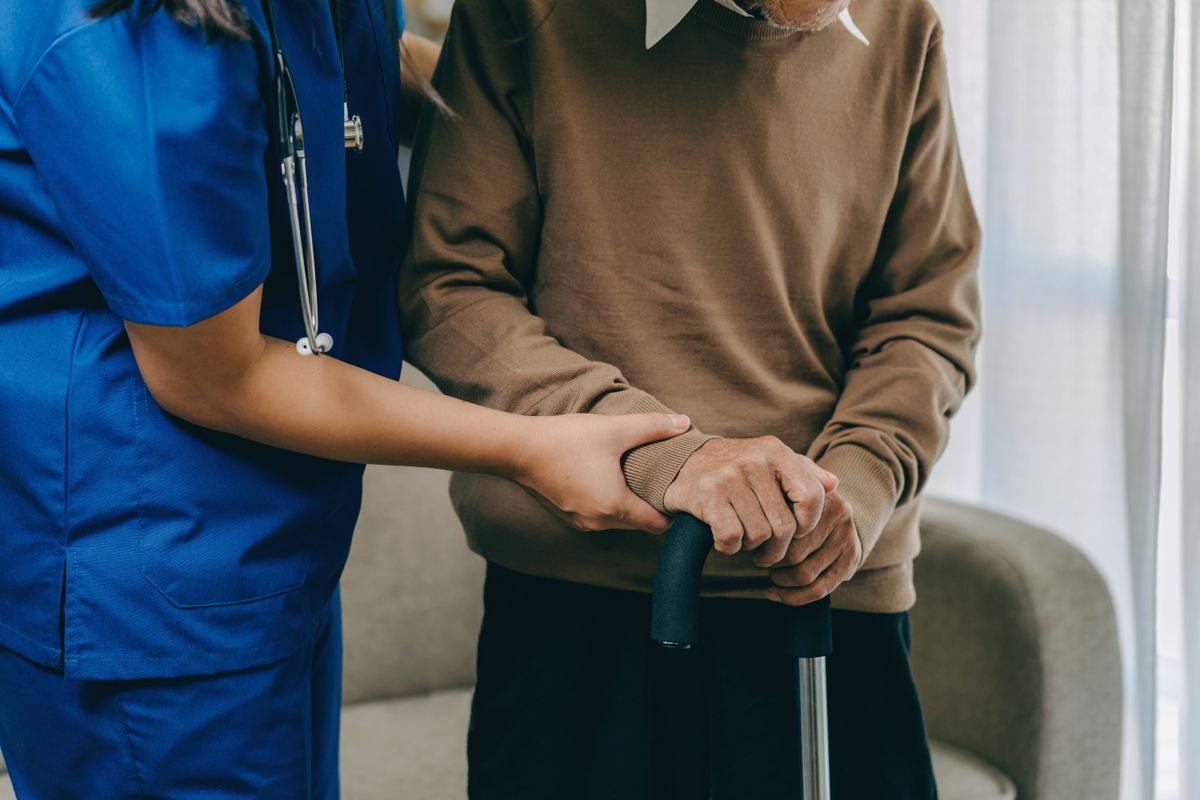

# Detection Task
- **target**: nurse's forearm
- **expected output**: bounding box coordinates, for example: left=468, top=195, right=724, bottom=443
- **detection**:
left=219, top=335, right=535, bottom=474
left=399, top=32, right=442, bottom=147
left=124, top=288, right=527, bottom=477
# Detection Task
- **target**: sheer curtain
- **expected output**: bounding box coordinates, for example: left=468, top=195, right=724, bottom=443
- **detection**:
left=928, top=2, right=1176, bottom=798
left=1181, top=2, right=1200, bottom=797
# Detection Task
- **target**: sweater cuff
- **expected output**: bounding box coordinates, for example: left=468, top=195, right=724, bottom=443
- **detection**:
left=593, top=394, right=717, bottom=513
left=816, top=445, right=900, bottom=567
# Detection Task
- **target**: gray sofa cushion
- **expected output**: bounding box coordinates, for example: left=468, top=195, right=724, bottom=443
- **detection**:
left=340, top=463, right=483, bottom=706
left=340, top=690, right=472, bottom=800
left=931, top=740, right=1017, bottom=800
left=0, top=755, right=10, bottom=800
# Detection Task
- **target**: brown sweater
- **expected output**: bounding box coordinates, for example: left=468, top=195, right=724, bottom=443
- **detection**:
left=399, top=0, right=980, bottom=612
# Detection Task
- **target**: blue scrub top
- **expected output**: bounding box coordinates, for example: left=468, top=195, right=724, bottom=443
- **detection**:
left=0, top=0, right=406, bottom=679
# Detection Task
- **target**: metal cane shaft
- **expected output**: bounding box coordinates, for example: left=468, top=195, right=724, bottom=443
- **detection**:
left=798, top=656, right=831, bottom=800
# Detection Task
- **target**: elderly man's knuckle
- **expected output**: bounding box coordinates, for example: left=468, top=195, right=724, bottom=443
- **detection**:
left=800, top=490, right=825, bottom=510
left=716, top=529, right=740, bottom=546
left=794, top=513, right=818, bottom=533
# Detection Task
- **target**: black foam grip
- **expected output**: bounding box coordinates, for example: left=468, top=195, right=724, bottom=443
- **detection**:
left=651, top=515, right=834, bottom=658
left=650, top=515, right=713, bottom=648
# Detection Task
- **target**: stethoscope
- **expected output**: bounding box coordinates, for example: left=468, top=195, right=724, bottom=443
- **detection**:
left=261, top=0, right=363, bottom=356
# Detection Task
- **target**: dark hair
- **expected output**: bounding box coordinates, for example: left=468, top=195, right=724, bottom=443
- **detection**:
left=90, top=0, right=251, bottom=40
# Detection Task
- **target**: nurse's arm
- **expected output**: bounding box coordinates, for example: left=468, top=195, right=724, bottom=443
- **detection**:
left=123, top=286, right=689, bottom=534
left=399, top=31, right=442, bottom=147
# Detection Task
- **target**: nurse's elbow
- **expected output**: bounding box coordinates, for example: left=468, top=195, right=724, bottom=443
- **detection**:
left=139, top=369, right=234, bottom=431
left=124, top=290, right=269, bottom=431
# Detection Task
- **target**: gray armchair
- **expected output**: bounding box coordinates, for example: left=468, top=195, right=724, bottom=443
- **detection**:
left=0, top=466, right=1122, bottom=800
left=911, top=500, right=1123, bottom=800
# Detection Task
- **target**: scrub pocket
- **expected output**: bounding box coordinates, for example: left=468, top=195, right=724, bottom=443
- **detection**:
left=131, top=378, right=340, bottom=609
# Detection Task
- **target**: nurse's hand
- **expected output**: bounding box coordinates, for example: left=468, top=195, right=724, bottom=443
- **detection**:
left=512, top=413, right=692, bottom=535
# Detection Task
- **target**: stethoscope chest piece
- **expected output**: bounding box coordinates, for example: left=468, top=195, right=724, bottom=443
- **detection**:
left=297, top=332, right=335, bottom=356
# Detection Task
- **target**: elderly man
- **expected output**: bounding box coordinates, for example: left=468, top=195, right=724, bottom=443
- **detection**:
left=399, top=0, right=980, bottom=797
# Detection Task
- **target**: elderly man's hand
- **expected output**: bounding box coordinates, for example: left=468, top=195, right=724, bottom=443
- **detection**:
left=766, top=491, right=861, bottom=606
left=662, top=437, right=838, bottom=565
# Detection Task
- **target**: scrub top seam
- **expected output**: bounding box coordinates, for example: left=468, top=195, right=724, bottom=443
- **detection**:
left=363, top=1, right=400, bottom=151
left=65, top=626, right=314, bottom=667
left=135, top=27, right=187, bottom=316
left=0, top=619, right=62, bottom=667
left=11, top=20, right=99, bottom=113
left=115, top=690, right=149, bottom=799
left=131, top=357, right=148, bottom=623
left=103, top=258, right=272, bottom=327
left=62, top=309, right=86, bottom=543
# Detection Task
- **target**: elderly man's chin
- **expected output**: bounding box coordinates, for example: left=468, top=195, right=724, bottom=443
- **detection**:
left=743, top=0, right=853, bottom=31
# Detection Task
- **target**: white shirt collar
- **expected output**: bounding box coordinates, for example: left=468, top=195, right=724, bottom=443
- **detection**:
left=645, top=0, right=871, bottom=49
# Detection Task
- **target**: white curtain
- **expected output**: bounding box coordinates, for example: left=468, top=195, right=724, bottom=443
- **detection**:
left=928, top=1, right=1177, bottom=798
left=1181, top=2, right=1200, bottom=797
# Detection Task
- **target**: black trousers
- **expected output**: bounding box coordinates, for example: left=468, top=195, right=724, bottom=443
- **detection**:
left=468, top=564, right=938, bottom=800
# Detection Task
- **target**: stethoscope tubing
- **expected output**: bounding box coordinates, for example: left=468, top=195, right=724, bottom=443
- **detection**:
left=262, top=0, right=354, bottom=356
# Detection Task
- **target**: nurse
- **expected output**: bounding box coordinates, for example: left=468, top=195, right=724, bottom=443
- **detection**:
left=0, top=1, right=688, bottom=797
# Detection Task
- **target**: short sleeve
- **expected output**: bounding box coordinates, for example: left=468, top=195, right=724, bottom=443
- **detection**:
left=13, top=13, right=271, bottom=326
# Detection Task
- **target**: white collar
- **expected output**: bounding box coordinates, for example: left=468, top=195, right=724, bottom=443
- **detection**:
left=645, top=0, right=871, bottom=49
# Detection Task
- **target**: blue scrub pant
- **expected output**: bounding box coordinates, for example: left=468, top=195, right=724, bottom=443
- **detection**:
left=0, top=591, right=342, bottom=800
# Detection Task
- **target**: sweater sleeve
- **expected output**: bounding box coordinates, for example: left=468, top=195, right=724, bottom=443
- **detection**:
left=808, top=32, right=982, bottom=565
left=398, top=0, right=712, bottom=512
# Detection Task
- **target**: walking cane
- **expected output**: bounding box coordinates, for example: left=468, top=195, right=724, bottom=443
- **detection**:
left=651, top=514, right=834, bottom=799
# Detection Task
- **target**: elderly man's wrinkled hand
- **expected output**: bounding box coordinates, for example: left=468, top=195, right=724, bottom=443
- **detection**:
left=765, top=491, right=861, bottom=606
left=662, top=437, right=838, bottom=565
